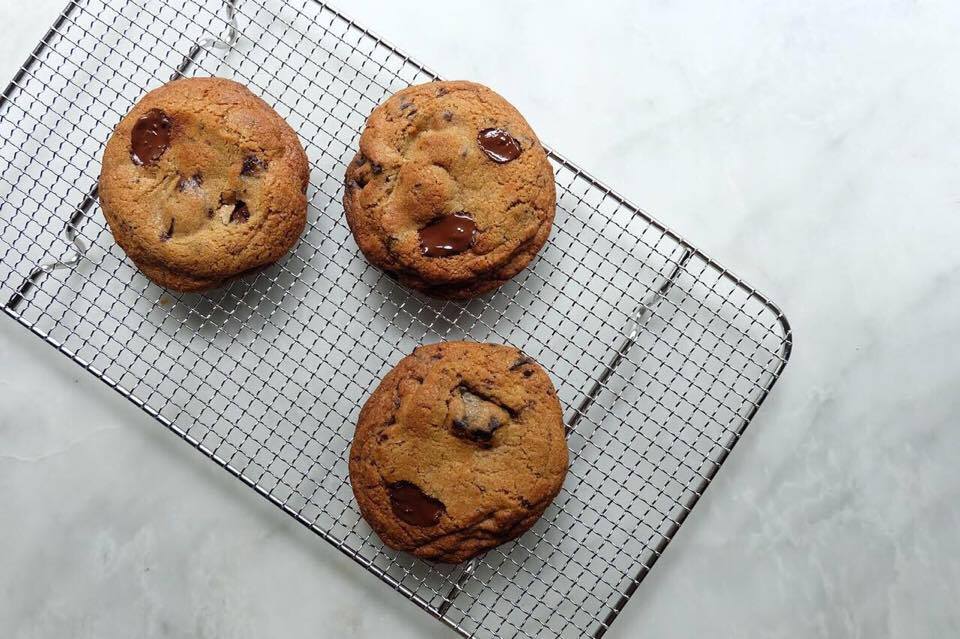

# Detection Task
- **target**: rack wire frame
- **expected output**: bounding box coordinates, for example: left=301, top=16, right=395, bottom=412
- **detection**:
left=0, top=1, right=792, bottom=637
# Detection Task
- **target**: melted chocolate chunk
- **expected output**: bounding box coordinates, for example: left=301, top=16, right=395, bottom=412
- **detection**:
left=241, top=155, right=267, bottom=176
left=435, top=86, right=449, bottom=97
left=177, top=173, right=202, bottom=191
left=229, top=200, right=250, bottom=224
left=131, top=108, right=172, bottom=166
left=388, top=481, right=445, bottom=526
left=442, top=110, right=454, bottom=122
left=477, top=128, right=522, bottom=163
left=419, top=212, right=477, bottom=258
left=450, top=387, right=510, bottom=447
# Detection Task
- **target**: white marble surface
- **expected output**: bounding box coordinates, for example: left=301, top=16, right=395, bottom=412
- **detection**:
left=2, top=1, right=959, bottom=637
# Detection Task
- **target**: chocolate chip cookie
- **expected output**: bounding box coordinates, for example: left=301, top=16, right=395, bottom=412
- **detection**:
left=343, top=81, right=556, bottom=299
left=349, top=341, right=568, bottom=563
left=99, top=77, right=310, bottom=292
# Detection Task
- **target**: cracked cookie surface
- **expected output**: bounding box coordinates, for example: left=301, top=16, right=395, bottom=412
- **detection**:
left=343, top=81, right=556, bottom=299
left=99, top=77, right=310, bottom=292
left=349, top=341, right=568, bottom=563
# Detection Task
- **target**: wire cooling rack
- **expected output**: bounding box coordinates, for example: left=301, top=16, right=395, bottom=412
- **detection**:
left=0, top=1, right=792, bottom=637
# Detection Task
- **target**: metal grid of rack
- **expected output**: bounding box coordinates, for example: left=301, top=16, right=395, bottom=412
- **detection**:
left=0, top=1, right=791, bottom=637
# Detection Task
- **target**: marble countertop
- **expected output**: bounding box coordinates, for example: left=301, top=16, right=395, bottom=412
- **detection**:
left=2, top=1, right=958, bottom=637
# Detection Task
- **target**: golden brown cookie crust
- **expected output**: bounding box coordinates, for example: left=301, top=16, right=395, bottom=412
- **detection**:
left=99, top=77, right=309, bottom=292
left=349, top=341, right=569, bottom=563
left=343, top=81, right=556, bottom=299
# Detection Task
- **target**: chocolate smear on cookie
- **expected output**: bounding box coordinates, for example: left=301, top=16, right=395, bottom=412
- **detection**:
left=477, top=128, right=521, bottom=163
left=419, top=212, right=477, bottom=257
left=388, top=481, right=445, bottom=526
left=131, top=108, right=172, bottom=166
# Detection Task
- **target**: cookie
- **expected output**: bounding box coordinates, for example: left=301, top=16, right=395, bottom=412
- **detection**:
left=349, top=341, right=568, bottom=563
left=99, top=77, right=310, bottom=292
left=343, top=81, right=556, bottom=299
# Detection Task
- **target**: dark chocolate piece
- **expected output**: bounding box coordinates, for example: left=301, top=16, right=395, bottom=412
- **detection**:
left=450, top=387, right=509, bottom=446
left=241, top=155, right=267, bottom=176
left=229, top=200, right=250, bottom=224
left=419, top=212, right=477, bottom=258
left=388, top=481, right=445, bottom=526
left=131, top=108, right=172, bottom=166
left=477, top=128, right=522, bottom=163
left=510, top=355, right=535, bottom=370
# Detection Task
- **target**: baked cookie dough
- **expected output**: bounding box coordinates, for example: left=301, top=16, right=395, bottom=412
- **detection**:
left=349, top=341, right=569, bottom=563
left=99, top=77, right=309, bottom=292
left=343, top=81, right=555, bottom=299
